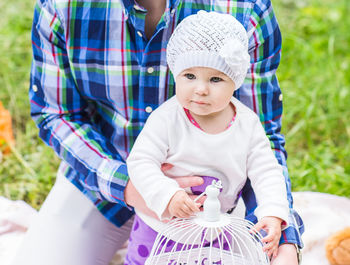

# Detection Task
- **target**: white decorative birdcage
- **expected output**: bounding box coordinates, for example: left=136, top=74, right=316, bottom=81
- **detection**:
left=145, top=180, right=270, bottom=265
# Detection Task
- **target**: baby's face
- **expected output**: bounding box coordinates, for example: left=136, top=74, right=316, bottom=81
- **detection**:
left=175, top=67, right=235, bottom=117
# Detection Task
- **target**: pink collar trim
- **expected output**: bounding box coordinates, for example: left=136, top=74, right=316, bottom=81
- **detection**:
left=183, top=108, right=236, bottom=131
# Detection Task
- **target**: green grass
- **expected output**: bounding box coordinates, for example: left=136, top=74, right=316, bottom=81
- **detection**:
left=0, top=0, right=59, bottom=208
left=275, top=0, right=350, bottom=196
left=0, top=0, right=349, bottom=209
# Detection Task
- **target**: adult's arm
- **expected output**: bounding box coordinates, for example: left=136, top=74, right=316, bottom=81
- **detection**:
left=30, top=0, right=128, bottom=206
left=239, top=0, right=304, bottom=247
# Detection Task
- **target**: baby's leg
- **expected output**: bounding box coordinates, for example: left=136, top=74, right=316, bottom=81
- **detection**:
left=124, top=215, right=159, bottom=265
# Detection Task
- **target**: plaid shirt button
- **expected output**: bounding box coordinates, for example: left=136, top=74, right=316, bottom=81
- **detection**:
left=134, top=4, right=144, bottom=11
left=145, top=106, right=153, bottom=113
left=147, top=67, right=154, bottom=74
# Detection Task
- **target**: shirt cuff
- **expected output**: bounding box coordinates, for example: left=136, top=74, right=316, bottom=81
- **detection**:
left=279, top=209, right=305, bottom=248
left=98, top=160, right=130, bottom=207
left=254, top=205, right=290, bottom=229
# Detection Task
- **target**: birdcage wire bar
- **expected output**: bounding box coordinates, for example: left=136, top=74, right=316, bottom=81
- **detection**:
left=146, top=214, right=270, bottom=265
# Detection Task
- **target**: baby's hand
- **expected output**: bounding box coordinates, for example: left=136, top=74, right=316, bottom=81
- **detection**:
left=168, top=190, right=201, bottom=218
left=251, top=216, right=283, bottom=258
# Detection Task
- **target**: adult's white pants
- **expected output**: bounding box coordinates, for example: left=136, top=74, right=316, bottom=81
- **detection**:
left=11, top=172, right=133, bottom=265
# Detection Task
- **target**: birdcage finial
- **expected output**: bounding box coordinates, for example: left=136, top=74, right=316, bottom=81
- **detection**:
left=202, top=180, right=222, bottom=222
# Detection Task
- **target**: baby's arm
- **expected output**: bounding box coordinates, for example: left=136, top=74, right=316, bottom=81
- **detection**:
left=127, top=108, right=185, bottom=220
left=252, top=216, right=283, bottom=258
left=167, top=190, right=201, bottom=218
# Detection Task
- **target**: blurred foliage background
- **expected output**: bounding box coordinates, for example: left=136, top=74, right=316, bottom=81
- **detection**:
left=0, top=0, right=349, bottom=209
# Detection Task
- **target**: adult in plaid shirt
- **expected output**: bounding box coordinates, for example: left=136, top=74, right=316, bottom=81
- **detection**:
left=12, top=0, right=303, bottom=264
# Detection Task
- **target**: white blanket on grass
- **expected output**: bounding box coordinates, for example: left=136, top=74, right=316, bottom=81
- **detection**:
left=1, top=192, right=350, bottom=265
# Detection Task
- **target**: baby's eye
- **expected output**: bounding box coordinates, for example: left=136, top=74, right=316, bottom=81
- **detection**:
left=185, top=73, right=196, bottom=80
left=210, top=77, right=223, bottom=83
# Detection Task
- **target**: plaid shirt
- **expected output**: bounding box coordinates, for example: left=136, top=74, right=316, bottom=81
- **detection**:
left=30, top=0, right=303, bottom=246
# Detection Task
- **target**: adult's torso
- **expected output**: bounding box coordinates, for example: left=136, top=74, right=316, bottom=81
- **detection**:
left=55, top=0, right=254, bottom=159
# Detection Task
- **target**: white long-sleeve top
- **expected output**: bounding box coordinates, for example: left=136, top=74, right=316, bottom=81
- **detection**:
left=127, top=96, right=289, bottom=232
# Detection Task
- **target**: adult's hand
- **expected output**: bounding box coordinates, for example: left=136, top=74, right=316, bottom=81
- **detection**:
left=270, top=243, right=299, bottom=265
left=124, top=179, right=159, bottom=219
left=124, top=163, right=204, bottom=218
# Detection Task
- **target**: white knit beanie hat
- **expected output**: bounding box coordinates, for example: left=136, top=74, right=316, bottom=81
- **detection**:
left=167, top=11, right=250, bottom=90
